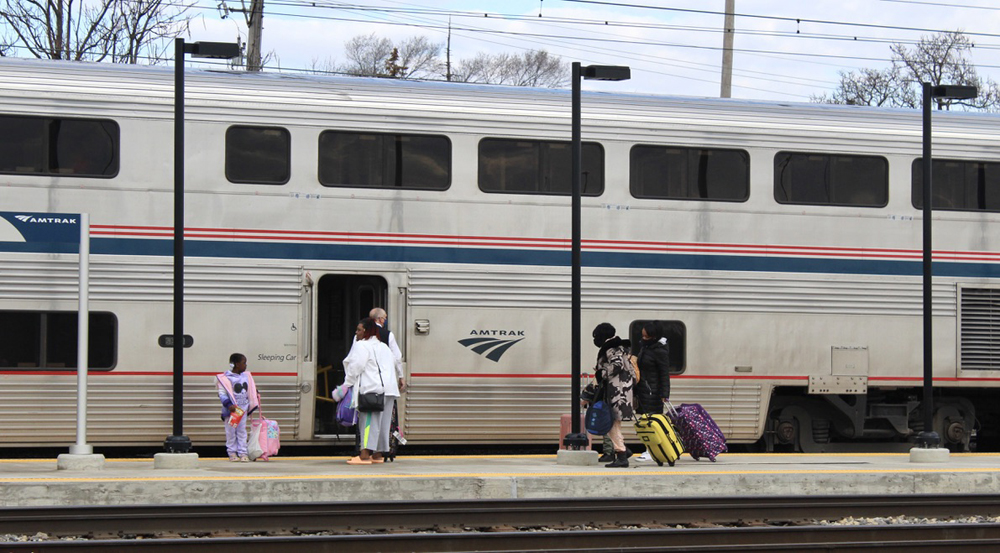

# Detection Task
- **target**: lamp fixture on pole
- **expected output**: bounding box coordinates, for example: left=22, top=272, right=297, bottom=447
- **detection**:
left=565, top=62, right=630, bottom=451
left=917, top=82, right=977, bottom=450
left=165, top=39, right=241, bottom=454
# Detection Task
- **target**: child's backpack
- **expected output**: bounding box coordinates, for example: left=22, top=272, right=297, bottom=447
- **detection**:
left=249, top=414, right=280, bottom=461
left=260, top=417, right=280, bottom=459
left=335, top=385, right=358, bottom=427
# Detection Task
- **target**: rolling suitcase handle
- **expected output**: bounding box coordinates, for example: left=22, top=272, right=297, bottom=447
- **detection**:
left=666, top=400, right=680, bottom=419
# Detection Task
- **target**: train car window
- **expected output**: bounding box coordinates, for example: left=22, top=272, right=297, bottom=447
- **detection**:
left=0, top=115, right=118, bottom=177
left=0, top=311, right=116, bottom=370
left=774, top=152, right=888, bottom=207
left=627, top=320, right=686, bottom=374
left=226, top=126, right=290, bottom=185
left=911, top=158, right=1000, bottom=212
left=630, top=145, right=749, bottom=202
left=318, top=131, right=451, bottom=190
left=478, top=138, right=604, bottom=196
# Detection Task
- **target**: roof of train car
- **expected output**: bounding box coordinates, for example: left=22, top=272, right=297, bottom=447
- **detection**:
left=1, top=57, right=999, bottom=156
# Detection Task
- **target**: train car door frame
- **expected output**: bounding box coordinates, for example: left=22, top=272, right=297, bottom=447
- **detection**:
left=313, top=274, right=388, bottom=438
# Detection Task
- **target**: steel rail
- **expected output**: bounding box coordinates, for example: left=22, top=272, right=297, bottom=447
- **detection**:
left=1, top=494, right=999, bottom=551
left=2, top=494, right=1000, bottom=536
left=3, top=524, right=1000, bottom=551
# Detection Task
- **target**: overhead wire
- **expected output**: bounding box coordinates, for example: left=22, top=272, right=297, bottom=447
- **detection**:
left=6, top=0, right=1000, bottom=97
left=231, top=0, right=1000, bottom=94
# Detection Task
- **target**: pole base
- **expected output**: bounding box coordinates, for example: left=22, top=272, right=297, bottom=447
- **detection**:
left=153, top=452, right=200, bottom=469
left=563, top=432, right=590, bottom=450
left=164, top=435, right=192, bottom=453
left=909, top=447, right=950, bottom=463
left=557, top=449, right=599, bottom=466
left=69, top=444, right=93, bottom=455
left=915, top=430, right=941, bottom=449
left=56, top=453, right=105, bottom=471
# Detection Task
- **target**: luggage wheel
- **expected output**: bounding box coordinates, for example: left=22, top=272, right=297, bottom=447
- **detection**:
left=656, top=460, right=663, bottom=467
left=667, top=460, right=675, bottom=467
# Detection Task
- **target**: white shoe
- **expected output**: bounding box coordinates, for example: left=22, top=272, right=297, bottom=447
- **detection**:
left=636, top=451, right=653, bottom=462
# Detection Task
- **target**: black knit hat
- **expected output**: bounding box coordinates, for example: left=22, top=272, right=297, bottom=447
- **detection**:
left=592, top=322, right=616, bottom=344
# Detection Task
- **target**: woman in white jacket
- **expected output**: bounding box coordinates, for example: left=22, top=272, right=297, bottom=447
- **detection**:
left=343, top=317, right=401, bottom=465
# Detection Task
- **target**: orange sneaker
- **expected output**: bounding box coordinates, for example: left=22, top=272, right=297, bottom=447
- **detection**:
left=346, top=456, right=372, bottom=465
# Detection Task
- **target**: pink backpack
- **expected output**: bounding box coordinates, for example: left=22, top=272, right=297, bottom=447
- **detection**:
left=249, top=410, right=280, bottom=461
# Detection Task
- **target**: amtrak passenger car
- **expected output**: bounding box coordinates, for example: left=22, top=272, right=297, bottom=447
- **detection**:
left=2, top=57, right=1000, bottom=452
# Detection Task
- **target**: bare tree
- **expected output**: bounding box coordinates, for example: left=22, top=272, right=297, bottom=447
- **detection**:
left=814, top=31, right=1000, bottom=111
left=396, top=35, right=441, bottom=78
left=454, top=49, right=568, bottom=88
left=340, top=33, right=441, bottom=79
left=338, top=33, right=566, bottom=87
left=0, top=28, right=11, bottom=55
left=341, top=33, right=393, bottom=77
left=1, top=0, right=193, bottom=63
left=108, top=0, right=193, bottom=64
left=1, top=0, right=116, bottom=60
left=812, top=66, right=916, bottom=108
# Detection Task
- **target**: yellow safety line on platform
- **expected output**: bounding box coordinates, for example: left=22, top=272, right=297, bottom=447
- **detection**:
left=2, top=466, right=1000, bottom=484
left=1, top=452, right=995, bottom=464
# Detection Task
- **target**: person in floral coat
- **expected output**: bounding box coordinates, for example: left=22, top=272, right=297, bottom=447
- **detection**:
left=592, top=322, right=635, bottom=468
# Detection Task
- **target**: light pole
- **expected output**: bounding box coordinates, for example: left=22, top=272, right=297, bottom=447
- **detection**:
left=565, top=63, right=631, bottom=451
left=917, top=83, right=977, bottom=451
left=165, top=39, right=241, bottom=454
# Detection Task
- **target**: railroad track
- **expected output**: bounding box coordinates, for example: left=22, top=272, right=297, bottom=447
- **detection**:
left=3, top=494, right=1000, bottom=551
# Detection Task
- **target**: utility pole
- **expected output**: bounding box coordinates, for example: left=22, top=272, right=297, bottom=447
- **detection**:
left=720, top=0, right=735, bottom=98
left=446, top=18, right=452, bottom=81
left=246, top=0, right=264, bottom=71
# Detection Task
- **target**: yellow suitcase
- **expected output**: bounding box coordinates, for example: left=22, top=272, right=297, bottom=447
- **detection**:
left=634, top=414, right=684, bottom=466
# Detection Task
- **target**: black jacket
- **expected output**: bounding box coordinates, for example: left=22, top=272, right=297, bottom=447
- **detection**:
left=636, top=338, right=670, bottom=409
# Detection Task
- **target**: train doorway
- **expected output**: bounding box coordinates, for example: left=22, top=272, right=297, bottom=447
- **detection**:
left=314, top=274, right=387, bottom=437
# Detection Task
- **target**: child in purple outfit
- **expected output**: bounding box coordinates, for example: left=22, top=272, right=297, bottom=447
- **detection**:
left=216, top=353, right=260, bottom=462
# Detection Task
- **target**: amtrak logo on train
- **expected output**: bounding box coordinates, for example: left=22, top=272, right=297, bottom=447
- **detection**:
left=458, top=330, right=525, bottom=362
left=1, top=211, right=82, bottom=245
left=14, top=215, right=78, bottom=224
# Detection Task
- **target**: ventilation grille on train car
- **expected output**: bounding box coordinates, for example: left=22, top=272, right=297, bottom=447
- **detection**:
left=961, top=287, right=1000, bottom=371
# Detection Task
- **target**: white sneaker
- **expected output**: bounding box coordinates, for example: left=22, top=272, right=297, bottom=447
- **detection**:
left=636, top=451, right=653, bottom=462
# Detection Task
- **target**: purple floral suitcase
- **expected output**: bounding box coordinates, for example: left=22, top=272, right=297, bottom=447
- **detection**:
left=668, top=402, right=727, bottom=461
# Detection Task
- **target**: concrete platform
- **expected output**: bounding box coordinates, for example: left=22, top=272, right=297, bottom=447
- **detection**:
left=2, top=453, right=1000, bottom=507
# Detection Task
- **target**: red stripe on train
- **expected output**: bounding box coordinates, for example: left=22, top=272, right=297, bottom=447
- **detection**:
left=0, top=371, right=297, bottom=376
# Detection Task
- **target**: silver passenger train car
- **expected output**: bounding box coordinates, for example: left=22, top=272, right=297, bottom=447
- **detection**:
left=2, top=58, right=1000, bottom=452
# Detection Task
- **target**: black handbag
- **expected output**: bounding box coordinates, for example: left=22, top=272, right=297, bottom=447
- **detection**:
left=357, top=391, right=384, bottom=412
left=356, top=355, right=386, bottom=413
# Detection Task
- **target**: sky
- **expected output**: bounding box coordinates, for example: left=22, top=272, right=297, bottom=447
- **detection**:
left=105, top=1, right=1000, bottom=102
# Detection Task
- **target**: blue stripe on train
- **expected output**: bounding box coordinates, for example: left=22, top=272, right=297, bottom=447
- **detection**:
left=6, top=237, right=1000, bottom=278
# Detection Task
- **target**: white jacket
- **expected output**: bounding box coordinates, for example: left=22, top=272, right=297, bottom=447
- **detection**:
left=343, top=338, right=400, bottom=408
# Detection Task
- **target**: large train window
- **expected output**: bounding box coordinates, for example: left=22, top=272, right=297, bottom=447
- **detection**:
left=318, top=131, right=451, bottom=190
left=911, top=158, right=1000, bottom=212
left=774, top=152, right=888, bottom=207
left=0, top=115, right=118, bottom=177
left=226, top=126, right=290, bottom=185
left=628, top=320, right=685, bottom=374
left=0, top=311, right=117, bottom=370
left=478, top=138, right=604, bottom=196
left=630, top=145, right=748, bottom=201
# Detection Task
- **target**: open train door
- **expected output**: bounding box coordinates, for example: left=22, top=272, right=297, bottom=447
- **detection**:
left=313, top=274, right=387, bottom=437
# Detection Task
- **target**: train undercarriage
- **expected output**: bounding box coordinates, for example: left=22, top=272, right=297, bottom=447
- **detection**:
left=762, top=388, right=991, bottom=453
